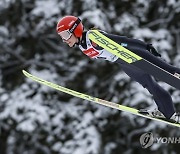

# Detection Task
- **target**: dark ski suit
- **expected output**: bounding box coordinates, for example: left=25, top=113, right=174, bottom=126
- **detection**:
left=78, top=30, right=180, bottom=119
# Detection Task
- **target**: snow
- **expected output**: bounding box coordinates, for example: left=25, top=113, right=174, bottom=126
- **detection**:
left=114, top=13, right=139, bottom=33
left=1, top=93, right=9, bottom=101
left=31, top=0, right=59, bottom=19
left=17, top=119, right=36, bottom=132
left=132, top=28, right=172, bottom=41
left=81, top=9, right=111, bottom=31
left=0, top=26, right=9, bottom=44
left=132, top=28, right=153, bottom=39
left=82, top=0, right=98, bottom=10
left=85, top=75, right=97, bottom=88
left=52, top=142, right=62, bottom=152
left=104, top=142, right=116, bottom=154
left=167, top=0, right=180, bottom=7
left=0, top=26, right=9, bottom=37
left=73, top=126, right=101, bottom=154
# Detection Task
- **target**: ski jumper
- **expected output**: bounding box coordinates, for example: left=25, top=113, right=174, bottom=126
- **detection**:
left=78, top=30, right=180, bottom=119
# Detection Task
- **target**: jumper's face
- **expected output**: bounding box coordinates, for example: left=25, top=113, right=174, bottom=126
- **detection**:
left=62, top=33, right=78, bottom=47
left=58, top=29, right=78, bottom=47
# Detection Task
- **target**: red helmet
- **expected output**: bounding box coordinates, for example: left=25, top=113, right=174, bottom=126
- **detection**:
left=56, top=16, right=83, bottom=40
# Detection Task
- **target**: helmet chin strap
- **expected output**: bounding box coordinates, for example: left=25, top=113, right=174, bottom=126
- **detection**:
left=72, top=42, right=76, bottom=47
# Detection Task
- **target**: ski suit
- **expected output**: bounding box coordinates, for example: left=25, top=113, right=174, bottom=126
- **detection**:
left=78, top=30, right=180, bottom=119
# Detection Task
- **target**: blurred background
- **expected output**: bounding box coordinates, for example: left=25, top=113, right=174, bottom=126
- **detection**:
left=0, top=0, right=180, bottom=154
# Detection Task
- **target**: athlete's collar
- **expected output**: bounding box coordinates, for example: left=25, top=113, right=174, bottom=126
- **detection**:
left=75, top=31, right=87, bottom=46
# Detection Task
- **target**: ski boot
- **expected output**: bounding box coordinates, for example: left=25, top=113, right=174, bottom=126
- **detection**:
left=169, top=112, right=180, bottom=124
left=138, top=108, right=166, bottom=119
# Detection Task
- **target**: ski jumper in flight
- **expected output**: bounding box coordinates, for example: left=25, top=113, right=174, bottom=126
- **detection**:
left=56, top=15, right=180, bottom=123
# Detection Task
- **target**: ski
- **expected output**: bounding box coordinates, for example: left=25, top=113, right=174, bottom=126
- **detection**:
left=88, top=30, right=180, bottom=90
left=23, top=70, right=180, bottom=128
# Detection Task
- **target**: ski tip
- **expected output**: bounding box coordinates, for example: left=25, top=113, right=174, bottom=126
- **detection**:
left=22, top=70, right=28, bottom=76
left=22, top=70, right=26, bottom=74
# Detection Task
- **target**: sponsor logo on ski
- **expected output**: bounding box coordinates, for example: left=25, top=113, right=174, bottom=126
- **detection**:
left=89, top=31, right=139, bottom=63
left=98, top=98, right=120, bottom=108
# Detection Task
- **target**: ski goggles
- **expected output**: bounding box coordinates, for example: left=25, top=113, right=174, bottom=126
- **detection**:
left=58, top=18, right=81, bottom=41
left=58, top=30, right=72, bottom=41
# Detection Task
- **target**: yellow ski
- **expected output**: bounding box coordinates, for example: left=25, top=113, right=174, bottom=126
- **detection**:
left=23, top=70, right=180, bottom=128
